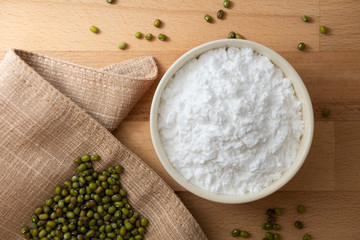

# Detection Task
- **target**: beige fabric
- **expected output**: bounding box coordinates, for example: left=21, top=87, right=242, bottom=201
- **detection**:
left=14, top=49, right=158, bottom=131
left=0, top=49, right=207, bottom=240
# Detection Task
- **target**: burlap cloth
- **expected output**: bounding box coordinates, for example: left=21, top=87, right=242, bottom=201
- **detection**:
left=0, top=49, right=207, bottom=239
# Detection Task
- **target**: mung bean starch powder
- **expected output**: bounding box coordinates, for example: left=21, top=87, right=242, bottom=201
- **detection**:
left=158, top=48, right=304, bottom=194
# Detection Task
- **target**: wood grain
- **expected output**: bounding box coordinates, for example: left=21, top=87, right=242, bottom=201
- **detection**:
left=1, top=0, right=360, bottom=239
left=179, top=191, right=360, bottom=239
left=0, top=0, right=320, bottom=52
left=335, top=121, right=360, bottom=191
left=320, top=0, right=360, bottom=51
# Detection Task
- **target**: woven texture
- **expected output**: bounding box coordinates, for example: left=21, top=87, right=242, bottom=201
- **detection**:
left=14, top=49, right=158, bottom=131
left=0, top=49, right=207, bottom=240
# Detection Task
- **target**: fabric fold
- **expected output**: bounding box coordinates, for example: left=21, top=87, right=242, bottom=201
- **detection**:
left=13, top=49, right=158, bottom=131
left=0, top=49, right=207, bottom=240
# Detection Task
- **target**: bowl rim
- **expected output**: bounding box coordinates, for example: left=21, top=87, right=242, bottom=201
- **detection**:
left=150, top=39, right=314, bottom=204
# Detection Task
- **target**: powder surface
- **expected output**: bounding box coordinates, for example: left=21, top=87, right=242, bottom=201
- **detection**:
left=158, top=47, right=304, bottom=194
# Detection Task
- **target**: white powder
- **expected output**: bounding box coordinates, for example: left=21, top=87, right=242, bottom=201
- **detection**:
left=158, top=47, right=304, bottom=194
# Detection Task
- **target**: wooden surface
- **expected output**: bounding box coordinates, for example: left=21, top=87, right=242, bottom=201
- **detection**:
left=1, top=0, right=360, bottom=239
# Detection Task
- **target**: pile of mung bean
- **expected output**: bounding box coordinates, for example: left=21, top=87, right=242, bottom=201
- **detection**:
left=261, top=208, right=282, bottom=240
left=90, top=3, right=169, bottom=48
left=295, top=205, right=311, bottom=240
left=299, top=15, right=328, bottom=50
left=231, top=228, right=250, bottom=238
left=228, top=31, right=243, bottom=39
left=257, top=205, right=312, bottom=239
left=203, top=1, right=245, bottom=39
left=20, top=154, right=148, bottom=240
left=134, top=19, right=167, bottom=42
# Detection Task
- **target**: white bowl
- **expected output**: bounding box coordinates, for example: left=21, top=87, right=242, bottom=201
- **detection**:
left=150, top=39, right=314, bottom=204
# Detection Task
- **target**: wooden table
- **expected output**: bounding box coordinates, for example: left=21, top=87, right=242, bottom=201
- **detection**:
left=1, top=0, right=360, bottom=239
